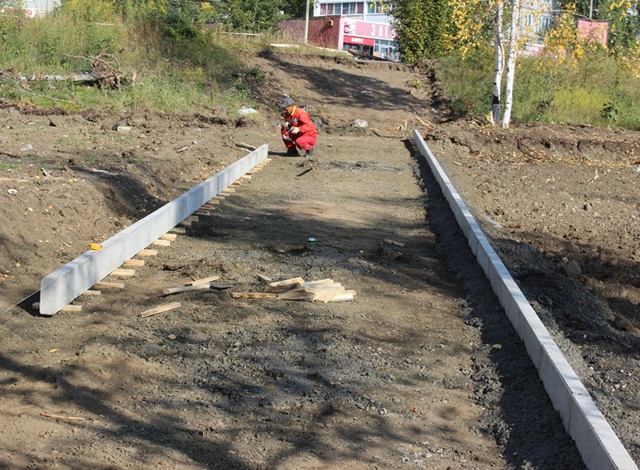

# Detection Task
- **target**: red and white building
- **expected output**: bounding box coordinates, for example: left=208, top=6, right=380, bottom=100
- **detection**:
left=280, top=0, right=398, bottom=61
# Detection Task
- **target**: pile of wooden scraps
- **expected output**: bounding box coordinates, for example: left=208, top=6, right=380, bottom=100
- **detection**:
left=232, top=277, right=356, bottom=303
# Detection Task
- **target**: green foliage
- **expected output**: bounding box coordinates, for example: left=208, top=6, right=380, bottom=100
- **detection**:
left=601, top=98, right=621, bottom=123
left=437, top=48, right=640, bottom=130
left=0, top=0, right=254, bottom=115
left=220, top=0, right=286, bottom=32
left=390, top=0, right=452, bottom=62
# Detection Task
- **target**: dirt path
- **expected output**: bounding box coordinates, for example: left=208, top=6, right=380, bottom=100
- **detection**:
left=1, top=51, right=638, bottom=468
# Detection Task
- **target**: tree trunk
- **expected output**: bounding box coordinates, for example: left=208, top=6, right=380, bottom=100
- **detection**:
left=502, top=0, right=521, bottom=128
left=491, top=0, right=504, bottom=125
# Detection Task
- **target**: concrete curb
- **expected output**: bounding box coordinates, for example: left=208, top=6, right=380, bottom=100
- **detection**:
left=413, top=130, right=637, bottom=470
left=39, top=145, right=269, bottom=316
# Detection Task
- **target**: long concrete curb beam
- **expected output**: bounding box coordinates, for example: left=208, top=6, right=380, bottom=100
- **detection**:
left=413, top=130, right=637, bottom=470
left=39, top=145, right=269, bottom=316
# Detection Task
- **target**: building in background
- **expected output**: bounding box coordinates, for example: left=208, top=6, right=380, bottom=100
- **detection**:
left=280, top=0, right=398, bottom=61
left=1, top=0, right=60, bottom=17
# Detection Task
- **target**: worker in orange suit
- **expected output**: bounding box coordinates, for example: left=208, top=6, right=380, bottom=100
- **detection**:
left=279, top=96, right=317, bottom=161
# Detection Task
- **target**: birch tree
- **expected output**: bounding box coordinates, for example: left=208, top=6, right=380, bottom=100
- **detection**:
left=491, top=0, right=504, bottom=125
left=502, top=0, right=522, bottom=128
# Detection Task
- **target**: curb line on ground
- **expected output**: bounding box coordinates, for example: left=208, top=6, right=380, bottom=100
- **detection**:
left=39, top=145, right=269, bottom=316
left=413, top=130, right=637, bottom=470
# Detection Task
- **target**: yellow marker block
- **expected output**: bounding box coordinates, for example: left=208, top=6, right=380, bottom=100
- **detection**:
left=89, top=243, right=103, bottom=250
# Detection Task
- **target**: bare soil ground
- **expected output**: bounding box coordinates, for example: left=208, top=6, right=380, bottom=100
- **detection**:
left=0, top=51, right=638, bottom=469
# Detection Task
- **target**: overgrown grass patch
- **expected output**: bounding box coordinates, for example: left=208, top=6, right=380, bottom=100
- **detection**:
left=436, top=48, right=640, bottom=130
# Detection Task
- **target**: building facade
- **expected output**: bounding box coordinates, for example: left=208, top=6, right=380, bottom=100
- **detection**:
left=21, top=0, right=60, bottom=17
left=282, top=0, right=398, bottom=60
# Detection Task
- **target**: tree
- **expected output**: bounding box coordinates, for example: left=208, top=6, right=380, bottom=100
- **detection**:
left=501, top=0, right=522, bottom=127
left=491, top=0, right=505, bottom=124
left=219, top=0, right=286, bottom=32
left=390, top=0, right=452, bottom=61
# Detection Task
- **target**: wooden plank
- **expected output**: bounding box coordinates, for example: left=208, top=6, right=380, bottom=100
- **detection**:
left=163, top=284, right=211, bottom=295
left=186, top=275, right=220, bottom=286
left=93, top=281, right=125, bottom=289
left=269, top=277, right=305, bottom=287
left=82, top=290, right=102, bottom=296
left=185, top=216, right=199, bottom=222
left=122, top=259, right=145, bottom=267
left=61, top=305, right=83, bottom=312
left=329, top=292, right=355, bottom=302
left=231, top=292, right=278, bottom=299
left=222, top=188, right=236, bottom=193
left=169, top=227, right=187, bottom=234
left=265, top=282, right=302, bottom=293
left=137, top=249, right=158, bottom=256
left=109, top=268, right=136, bottom=278
left=200, top=204, right=217, bottom=210
left=152, top=239, right=171, bottom=246
left=257, top=274, right=272, bottom=282
left=302, top=279, right=335, bottom=287
left=383, top=238, right=406, bottom=247
left=194, top=210, right=210, bottom=216
left=277, top=289, right=317, bottom=301
left=179, top=220, right=192, bottom=227
left=160, top=233, right=178, bottom=241
left=313, top=285, right=346, bottom=303
left=140, top=302, right=181, bottom=318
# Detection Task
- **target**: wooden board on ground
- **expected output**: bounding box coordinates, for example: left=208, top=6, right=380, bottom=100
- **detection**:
left=93, top=281, right=125, bottom=289
left=109, top=268, right=136, bottom=277
left=82, top=290, right=102, bottom=296
left=186, top=275, right=220, bottom=286
left=139, top=302, right=181, bottom=318
left=231, top=292, right=278, bottom=299
left=137, top=249, right=158, bottom=256
left=163, top=284, right=211, bottom=295
left=122, top=259, right=144, bottom=267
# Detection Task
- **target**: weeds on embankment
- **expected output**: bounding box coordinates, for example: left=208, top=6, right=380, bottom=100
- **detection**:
left=438, top=48, right=640, bottom=130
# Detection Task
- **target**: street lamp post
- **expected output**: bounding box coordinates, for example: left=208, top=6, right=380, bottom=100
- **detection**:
left=304, top=0, right=310, bottom=44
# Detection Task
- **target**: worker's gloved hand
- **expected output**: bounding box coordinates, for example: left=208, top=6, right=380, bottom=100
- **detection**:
left=283, top=122, right=291, bottom=130
left=290, top=126, right=299, bottom=134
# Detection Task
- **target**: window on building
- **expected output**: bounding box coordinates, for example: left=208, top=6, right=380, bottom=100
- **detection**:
left=367, top=0, right=390, bottom=14
left=318, top=2, right=364, bottom=16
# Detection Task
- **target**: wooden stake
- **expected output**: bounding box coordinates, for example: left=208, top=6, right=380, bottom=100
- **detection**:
left=82, top=290, right=102, bottom=296
left=161, top=233, right=178, bottom=241
left=137, top=249, right=158, bottom=256
left=93, top=281, right=125, bottom=289
left=61, top=305, right=83, bottom=312
left=40, top=413, right=85, bottom=421
left=152, top=239, right=171, bottom=247
left=109, top=268, right=136, bottom=277
left=122, top=259, right=145, bottom=267
left=139, top=302, right=181, bottom=318
left=169, top=227, right=187, bottom=234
